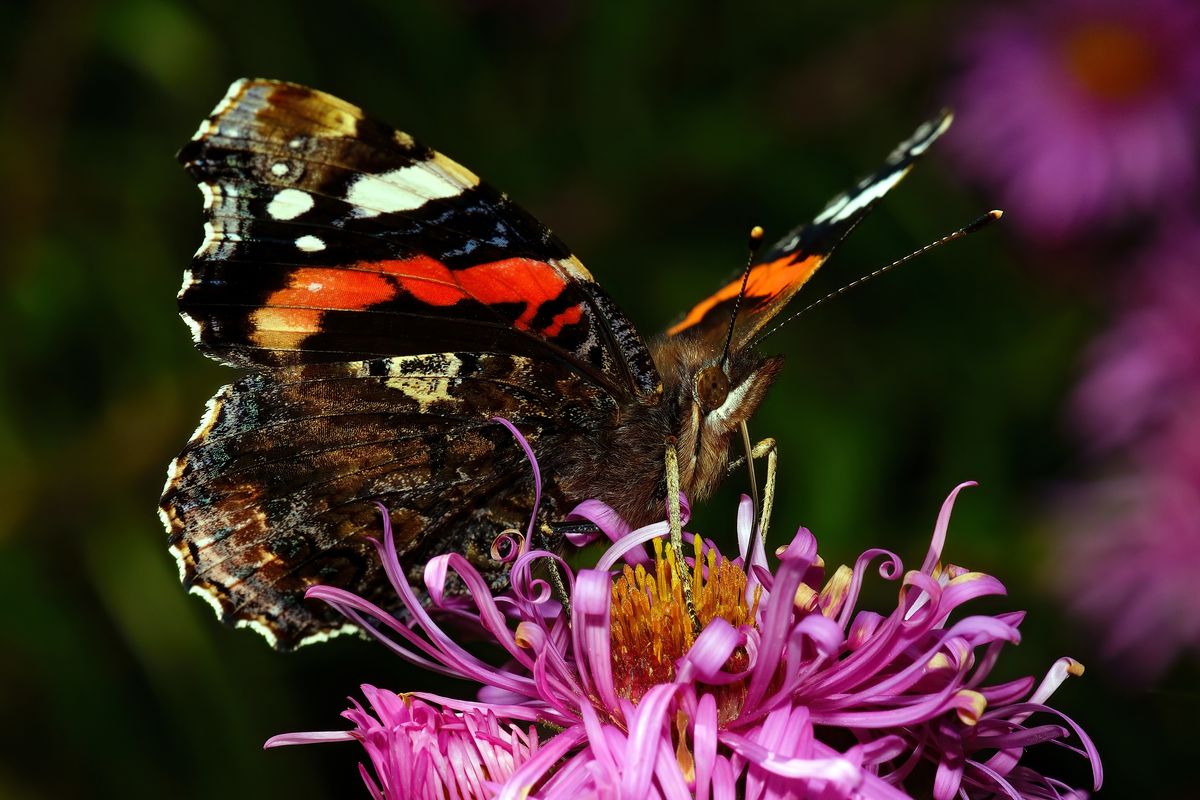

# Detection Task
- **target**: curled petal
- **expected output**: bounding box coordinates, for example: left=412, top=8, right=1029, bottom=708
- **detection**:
left=423, top=555, right=452, bottom=607
left=596, top=521, right=672, bottom=571
left=676, top=617, right=746, bottom=685
left=567, top=498, right=636, bottom=551
left=490, top=529, right=524, bottom=563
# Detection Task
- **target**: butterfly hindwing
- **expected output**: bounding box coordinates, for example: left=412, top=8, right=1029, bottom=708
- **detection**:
left=667, top=111, right=954, bottom=349
left=160, top=351, right=617, bottom=649
left=178, top=78, right=660, bottom=398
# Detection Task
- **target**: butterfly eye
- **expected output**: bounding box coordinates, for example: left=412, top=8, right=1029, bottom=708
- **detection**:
left=695, top=365, right=731, bottom=412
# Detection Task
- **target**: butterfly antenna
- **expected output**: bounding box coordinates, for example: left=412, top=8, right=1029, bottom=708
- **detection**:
left=720, top=225, right=765, bottom=370
left=748, top=210, right=1003, bottom=349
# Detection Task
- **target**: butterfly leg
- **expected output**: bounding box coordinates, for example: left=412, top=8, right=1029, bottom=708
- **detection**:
left=664, top=439, right=700, bottom=631
left=536, top=521, right=600, bottom=616
left=726, top=435, right=778, bottom=545
left=757, top=438, right=778, bottom=546
left=724, top=437, right=777, bottom=477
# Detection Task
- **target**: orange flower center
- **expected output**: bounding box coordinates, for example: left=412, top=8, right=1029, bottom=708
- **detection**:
left=1061, top=21, right=1160, bottom=103
left=609, top=537, right=760, bottom=724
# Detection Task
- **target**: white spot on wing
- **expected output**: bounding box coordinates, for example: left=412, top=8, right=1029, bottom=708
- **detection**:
left=192, top=119, right=214, bottom=140
left=902, top=112, right=953, bottom=158
left=295, top=235, right=326, bottom=252
left=178, top=269, right=197, bottom=299
left=236, top=618, right=279, bottom=649
left=267, top=188, right=314, bottom=220
left=183, top=314, right=204, bottom=344
left=189, top=583, right=227, bottom=618
left=194, top=221, right=217, bottom=257
left=271, top=162, right=289, bottom=177
left=192, top=79, right=247, bottom=140
left=295, top=623, right=360, bottom=648
left=813, top=170, right=907, bottom=226
left=346, top=163, right=464, bottom=217
left=188, top=392, right=225, bottom=445
left=166, top=540, right=188, bottom=581
left=810, top=114, right=952, bottom=229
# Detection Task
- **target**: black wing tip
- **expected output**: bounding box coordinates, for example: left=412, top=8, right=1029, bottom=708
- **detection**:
left=887, top=109, right=954, bottom=166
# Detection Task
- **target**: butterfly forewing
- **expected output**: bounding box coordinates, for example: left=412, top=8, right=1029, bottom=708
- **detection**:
left=667, top=111, right=954, bottom=350
left=177, top=79, right=659, bottom=397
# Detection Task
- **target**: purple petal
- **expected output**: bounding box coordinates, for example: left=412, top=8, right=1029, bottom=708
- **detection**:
left=496, top=725, right=587, bottom=800
left=838, top=549, right=904, bottom=630
left=693, top=693, right=719, bottom=800
left=596, top=521, right=672, bottom=571
left=712, top=756, right=738, bottom=800
left=719, top=732, right=861, bottom=788
left=921, top=482, right=977, bottom=575
left=621, top=683, right=680, bottom=797
left=572, top=569, right=622, bottom=713
left=566, top=498, right=640, bottom=554
left=677, top=617, right=745, bottom=684
left=743, top=529, right=819, bottom=713
left=654, top=732, right=694, bottom=800
left=264, top=730, right=357, bottom=748
left=490, top=416, right=542, bottom=545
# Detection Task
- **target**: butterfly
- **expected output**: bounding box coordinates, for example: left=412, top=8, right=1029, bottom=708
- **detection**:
left=159, top=78, right=952, bottom=649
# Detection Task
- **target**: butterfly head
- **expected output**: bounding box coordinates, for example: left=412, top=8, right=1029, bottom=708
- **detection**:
left=653, top=334, right=784, bottom=505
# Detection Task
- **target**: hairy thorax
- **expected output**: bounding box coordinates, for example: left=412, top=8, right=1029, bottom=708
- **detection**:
left=554, top=336, right=782, bottom=527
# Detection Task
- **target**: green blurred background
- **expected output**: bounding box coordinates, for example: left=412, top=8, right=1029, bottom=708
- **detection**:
left=1, top=0, right=1191, bottom=796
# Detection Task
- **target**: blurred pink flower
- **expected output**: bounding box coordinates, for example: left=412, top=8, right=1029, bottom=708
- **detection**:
left=267, top=425, right=1100, bottom=798
left=946, top=0, right=1200, bottom=242
left=1058, top=432, right=1200, bottom=679
left=1060, top=225, right=1200, bottom=678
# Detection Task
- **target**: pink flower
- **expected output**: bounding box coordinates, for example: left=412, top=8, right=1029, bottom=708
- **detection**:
left=267, top=689, right=538, bottom=800
left=268, top=427, right=1101, bottom=798
left=267, top=489, right=1099, bottom=800
left=946, top=0, right=1200, bottom=243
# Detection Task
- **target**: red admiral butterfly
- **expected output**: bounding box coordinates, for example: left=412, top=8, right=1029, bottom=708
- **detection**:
left=160, top=79, right=953, bottom=648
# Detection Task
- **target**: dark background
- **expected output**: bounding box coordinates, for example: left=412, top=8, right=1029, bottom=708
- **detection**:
left=1, top=0, right=1191, bottom=796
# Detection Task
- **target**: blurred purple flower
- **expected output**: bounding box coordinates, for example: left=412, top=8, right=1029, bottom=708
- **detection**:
left=1059, top=225, right=1200, bottom=678
left=946, top=0, right=1200, bottom=242
left=268, top=456, right=1100, bottom=798
left=1072, top=225, right=1200, bottom=451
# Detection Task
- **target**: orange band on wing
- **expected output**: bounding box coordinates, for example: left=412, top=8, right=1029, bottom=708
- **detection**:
left=262, top=267, right=398, bottom=310
left=368, top=255, right=572, bottom=332
left=251, top=257, right=578, bottom=350
left=667, top=253, right=822, bottom=336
